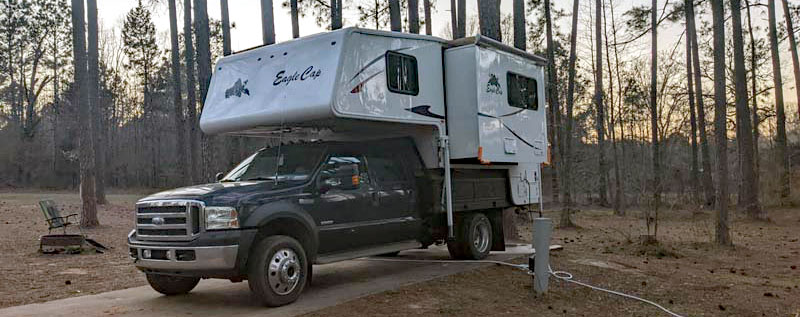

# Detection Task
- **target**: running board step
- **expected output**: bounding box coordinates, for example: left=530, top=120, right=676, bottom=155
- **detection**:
left=314, top=240, right=422, bottom=264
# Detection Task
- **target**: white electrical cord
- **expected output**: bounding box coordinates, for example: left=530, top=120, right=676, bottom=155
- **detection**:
left=357, top=257, right=685, bottom=317
left=547, top=266, right=685, bottom=317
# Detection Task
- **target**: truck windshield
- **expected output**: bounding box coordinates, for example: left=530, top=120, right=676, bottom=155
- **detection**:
left=220, top=144, right=325, bottom=185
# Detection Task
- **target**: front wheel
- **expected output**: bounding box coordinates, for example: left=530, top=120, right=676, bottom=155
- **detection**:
left=248, top=235, right=308, bottom=307
left=145, top=273, right=200, bottom=295
left=447, top=212, right=492, bottom=260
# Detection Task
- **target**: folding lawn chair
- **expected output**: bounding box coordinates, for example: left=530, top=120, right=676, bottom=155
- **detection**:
left=38, top=200, right=79, bottom=234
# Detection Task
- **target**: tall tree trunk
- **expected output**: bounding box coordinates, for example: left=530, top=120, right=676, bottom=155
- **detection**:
left=595, top=0, right=608, bottom=207
left=289, top=0, right=299, bottom=38
left=745, top=0, right=760, bottom=190
left=450, top=0, right=458, bottom=39
left=563, top=0, right=580, bottom=222
left=71, top=0, right=98, bottom=227
left=389, top=0, right=401, bottom=31
left=184, top=0, right=199, bottom=184
left=603, top=0, right=622, bottom=215
left=169, top=0, right=188, bottom=186
left=221, top=0, right=233, bottom=53
left=783, top=0, right=800, bottom=121
left=731, top=0, right=763, bottom=219
left=408, top=0, right=419, bottom=34
left=608, top=0, right=626, bottom=214
left=195, top=0, right=213, bottom=181
left=424, top=0, right=432, bottom=35
left=87, top=0, right=106, bottom=205
left=686, top=0, right=714, bottom=208
left=711, top=0, right=731, bottom=246
left=768, top=0, right=790, bottom=202
left=648, top=0, right=660, bottom=237
left=513, top=0, right=525, bottom=50
left=457, top=0, right=466, bottom=38
left=261, top=0, right=275, bottom=44
left=545, top=0, right=561, bottom=209
left=331, top=0, right=342, bottom=30
left=684, top=12, right=700, bottom=206
left=478, top=0, right=501, bottom=41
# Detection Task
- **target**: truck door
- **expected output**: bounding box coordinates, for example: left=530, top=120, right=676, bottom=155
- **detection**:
left=311, top=152, right=378, bottom=254
left=364, top=149, right=421, bottom=245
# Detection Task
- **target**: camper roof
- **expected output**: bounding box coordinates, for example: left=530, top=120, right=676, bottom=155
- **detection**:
left=447, top=35, right=547, bottom=66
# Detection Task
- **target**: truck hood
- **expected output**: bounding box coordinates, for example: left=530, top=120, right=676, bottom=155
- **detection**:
left=138, top=181, right=302, bottom=206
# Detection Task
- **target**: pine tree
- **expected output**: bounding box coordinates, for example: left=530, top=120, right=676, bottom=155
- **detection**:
left=71, top=0, right=98, bottom=227
left=712, top=0, right=731, bottom=246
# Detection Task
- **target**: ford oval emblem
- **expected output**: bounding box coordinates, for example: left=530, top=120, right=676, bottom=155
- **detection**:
left=152, top=217, right=165, bottom=225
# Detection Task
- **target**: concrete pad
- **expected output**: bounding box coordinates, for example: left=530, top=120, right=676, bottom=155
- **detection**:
left=0, top=245, right=532, bottom=317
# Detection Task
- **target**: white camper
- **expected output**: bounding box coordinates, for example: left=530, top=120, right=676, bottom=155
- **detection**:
left=200, top=28, right=547, bottom=213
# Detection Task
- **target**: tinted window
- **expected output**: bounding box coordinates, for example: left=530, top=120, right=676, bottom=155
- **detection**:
left=368, top=156, right=407, bottom=186
left=507, top=72, right=538, bottom=110
left=386, top=51, right=419, bottom=95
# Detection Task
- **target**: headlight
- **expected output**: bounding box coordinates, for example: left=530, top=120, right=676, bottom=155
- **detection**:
left=205, top=206, right=239, bottom=230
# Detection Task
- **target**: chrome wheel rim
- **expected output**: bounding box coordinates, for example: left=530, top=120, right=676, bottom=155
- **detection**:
left=267, top=248, right=301, bottom=295
left=473, top=219, right=490, bottom=253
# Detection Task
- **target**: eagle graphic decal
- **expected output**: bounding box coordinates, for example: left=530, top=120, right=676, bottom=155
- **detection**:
left=225, top=78, right=250, bottom=98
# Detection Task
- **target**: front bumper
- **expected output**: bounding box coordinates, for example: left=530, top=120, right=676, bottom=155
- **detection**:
left=127, top=229, right=257, bottom=277
left=129, top=243, right=238, bottom=271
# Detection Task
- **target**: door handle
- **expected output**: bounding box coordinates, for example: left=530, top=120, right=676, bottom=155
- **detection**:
left=371, top=192, right=380, bottom=205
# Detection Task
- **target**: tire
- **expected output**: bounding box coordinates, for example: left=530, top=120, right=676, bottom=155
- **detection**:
left=247, top=235, right=308, bottom=307
left=145, top=273, right=200, bottom=295
left=447, top=212, right=492, bottom=260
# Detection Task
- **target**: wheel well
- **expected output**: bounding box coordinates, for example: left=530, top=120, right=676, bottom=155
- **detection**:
left=251, top=217, right=317, bottom=263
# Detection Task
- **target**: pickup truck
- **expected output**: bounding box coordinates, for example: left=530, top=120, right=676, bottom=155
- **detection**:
left=128, top=138, right=512, bottom=306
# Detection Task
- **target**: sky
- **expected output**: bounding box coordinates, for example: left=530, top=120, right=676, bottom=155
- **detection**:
left=98, top=1, right=595, bottom=51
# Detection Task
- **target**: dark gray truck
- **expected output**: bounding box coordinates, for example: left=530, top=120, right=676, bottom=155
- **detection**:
left=128, top=138, right=512, bottom=306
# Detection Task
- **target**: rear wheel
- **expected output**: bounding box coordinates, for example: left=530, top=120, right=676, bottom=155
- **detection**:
left=248, top=235, right=308, bottom=307
left=447, top=212, right=492, bottom=260
left=145, top=274, right=200, bottom=295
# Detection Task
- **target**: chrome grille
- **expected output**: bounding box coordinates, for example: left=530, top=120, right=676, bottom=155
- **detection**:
left=135, top=200, right=203, bottom=241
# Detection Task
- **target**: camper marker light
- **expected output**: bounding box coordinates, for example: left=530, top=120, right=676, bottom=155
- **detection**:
left=205, top=207, right=239, bottom=230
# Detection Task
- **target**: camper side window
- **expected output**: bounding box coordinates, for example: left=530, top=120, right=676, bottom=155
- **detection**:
left=507, top=72, right=538, bottom=110
left=386, top=51, right=419, bottom=96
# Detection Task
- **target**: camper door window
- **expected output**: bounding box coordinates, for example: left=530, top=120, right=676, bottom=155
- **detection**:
left=386, top=51, right=419, bottom=96
left=507, top=72, right=538, bottom=111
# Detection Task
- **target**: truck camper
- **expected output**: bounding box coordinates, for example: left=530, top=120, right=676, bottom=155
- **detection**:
left=128, top=28, right=548, bottom=306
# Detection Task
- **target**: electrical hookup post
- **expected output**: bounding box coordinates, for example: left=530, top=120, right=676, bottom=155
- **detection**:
left=532, top=217, right=552, bottom=294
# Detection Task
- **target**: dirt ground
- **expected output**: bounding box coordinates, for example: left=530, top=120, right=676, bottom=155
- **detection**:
left=307, top=208, right=800, bottom=316
left=0, top=191, right=148, bottom=308
left=1, top=191, right=799, bottom=316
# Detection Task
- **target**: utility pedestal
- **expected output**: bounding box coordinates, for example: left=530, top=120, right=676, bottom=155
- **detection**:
left=533, top=217, right=552, bottom=294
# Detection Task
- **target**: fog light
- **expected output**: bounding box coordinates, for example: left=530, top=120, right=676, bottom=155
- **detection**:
left=142, top=249, right=151, bottom=259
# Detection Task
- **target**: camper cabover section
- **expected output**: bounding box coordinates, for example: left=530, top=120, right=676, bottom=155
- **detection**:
left=200, top=28, right=447, bottom=168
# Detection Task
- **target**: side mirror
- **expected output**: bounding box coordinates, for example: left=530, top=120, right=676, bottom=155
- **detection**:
left=215, top=172, right=225, bottom=182
left=318, top=164, right=359, bottom=192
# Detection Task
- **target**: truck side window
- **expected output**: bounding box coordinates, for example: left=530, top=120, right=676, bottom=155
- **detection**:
left=507, top=72, right=538, bottom=110
left=368, top=156, right=407, bottom=187
left=319, top=155, right=370, bottom=189
left=386, top=51, right=419, bottom=96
